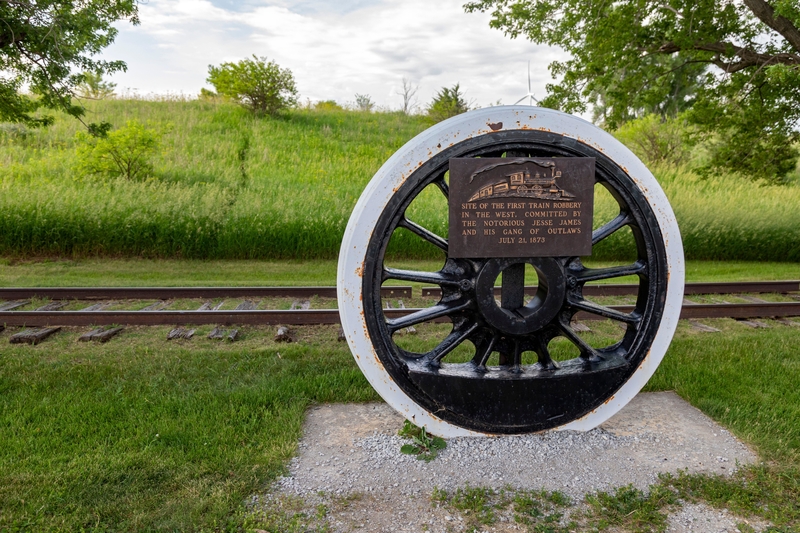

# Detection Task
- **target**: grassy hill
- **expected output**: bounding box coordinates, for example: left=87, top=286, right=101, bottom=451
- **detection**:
left=1, top=98, right=798, bottom=261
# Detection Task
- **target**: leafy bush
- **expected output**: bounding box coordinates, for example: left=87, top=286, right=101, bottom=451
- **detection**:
left=198, top=87, right=223, bottom=102
left=314, top=100, right=342, bottom=111
left=614, top=114, right=691, bottom=166
left=206, top=55, right=298, bottom=116
left=427, top=84, right=469, bottom=123
left=76, top=72, right=116, bottom=100
left=0, top=122, right=30, bottom=142
left=354, top=94, right=374, bottom=112
left=75, top=120, right=166, bottom=180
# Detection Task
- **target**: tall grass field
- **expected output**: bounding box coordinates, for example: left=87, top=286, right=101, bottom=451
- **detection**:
left=1, top=98, right=798, bottom=261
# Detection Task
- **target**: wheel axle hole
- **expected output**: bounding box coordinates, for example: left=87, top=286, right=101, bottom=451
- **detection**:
left=494, top=263, right=542, bottom=311
left=525, top=263, right=540, bottom=305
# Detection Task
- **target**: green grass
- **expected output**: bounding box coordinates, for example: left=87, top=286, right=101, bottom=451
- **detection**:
left=1, top=99, right=799, bottom=261
left=585, top=484, right=679, bottom=533
left=0, top=325, right=378, bottom=532
left=0, top=257, right=797, bottom=288
left=0, top=100, right=429, bottom=260
left=1, top=319, right=799, bottom=531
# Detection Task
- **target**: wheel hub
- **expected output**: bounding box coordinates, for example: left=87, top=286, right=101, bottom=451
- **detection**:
left=475, top=258, right=566, bottom=336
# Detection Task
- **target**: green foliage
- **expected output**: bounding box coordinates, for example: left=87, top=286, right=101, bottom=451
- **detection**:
left=87, top=120, right=113, bottom=138
left=206, top=55, right=298, bottom=116
left=690, top=93, right=800, bottom=183
left=586, top=484, right=678, bottom=532
left=398, top=420, right=446, bottom=461
left=432, top=486, right=575, bottom=532
left=513, top=489, right=572, bottom=531
left=427, top=83, right=470, bottom=123
left=465, top=0, right=800, bottom=181
left=75, top=120, right=166, bottom=181
left=198, top=87, right=222, bottom=102
left=591, top=54, right=706, bottom=126
left=0, top=0, right=138, bottom=126
left=1, top=99, right=799, bottom=260
left=450, top=486, right=499, bottom=525
left=76, top=71, right=116, bottom=100
left=663, top=466, right=800, bottom=528
left=244, top=494, right=331, bottom=533
left=314, top=100, right=343, bottom=111
left=0, top=122, right=30, bottom=142
left=613, top=114, right=692, bottom=166
left=354, top=93, right=374, bottom=112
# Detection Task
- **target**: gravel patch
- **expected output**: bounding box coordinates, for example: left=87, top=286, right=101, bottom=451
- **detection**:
left=255, top=392, right=763, bottom=532
left=666, top=502, right=770, bottom=533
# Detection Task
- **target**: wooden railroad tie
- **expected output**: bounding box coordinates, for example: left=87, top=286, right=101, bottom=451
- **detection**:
left=0, top=300, right=31, bottom=311
left=9, top=327, right=61, bottom=345
left=207, top=327, right=239, bottom=341
left=167, top=327, right=196, bottom=340
left=78, top=326, right=124, bottom=343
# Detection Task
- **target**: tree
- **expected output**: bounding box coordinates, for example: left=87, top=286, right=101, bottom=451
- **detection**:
left=76, top=71, right=117, bottom=100
left=427, top=84, right=470, bottom=123
left=465, top=0, right=800, bottom=181
left=589, top=55, right=707, bottom=127
left=354, top=93, right=374, bottom=112
left=397, top=77, right=419, bottom=115
left=75, top=120, right=165, bottom=181
left=206, top=55, right=298, bottom=116
left=0, top=0, right=138, bottom=126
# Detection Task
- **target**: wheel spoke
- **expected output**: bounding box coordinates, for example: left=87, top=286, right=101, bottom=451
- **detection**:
left=533, top=338, right=558, bottom=369
left=569, top=297, right=641, bottom=324
left=575, top=261, right=646, bottom=283
left=497, top=340, right=523, bottom=368
left=383, top=267, right=460, bottom=286
left=399, top=217, right=448, bottom=251
left=434, top=176, right=449, bottom=199
left=386, top=300, right=471, bottom=332
left=428, top=322, right=480, bottom=365
left=559, top=322, right=603, bottom=361
left=512, top=340, right=522, bottom=370
left=473, top=333, right=499, bottom=370
left=592, top=211, right=632, bottom=245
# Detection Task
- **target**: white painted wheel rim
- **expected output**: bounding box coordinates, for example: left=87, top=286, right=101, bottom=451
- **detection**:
left=337, top=106, right=684, bottom=437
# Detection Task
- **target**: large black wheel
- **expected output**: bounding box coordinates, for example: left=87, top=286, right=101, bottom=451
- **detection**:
left=338, top=107, right=684, bottom=436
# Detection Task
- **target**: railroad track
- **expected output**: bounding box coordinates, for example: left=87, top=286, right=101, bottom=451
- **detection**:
left=0, top=281, right=798, bottom=327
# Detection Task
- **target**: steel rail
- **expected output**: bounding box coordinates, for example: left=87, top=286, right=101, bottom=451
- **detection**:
left=2, top=302, right=799, bottom=327
left=421, top=280, right=800, bottom=297
left=0, top=280, right=797, bottom=301
left=0, top=286, right=412, bottom=300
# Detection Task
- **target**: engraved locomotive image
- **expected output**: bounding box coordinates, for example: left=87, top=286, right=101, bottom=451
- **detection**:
left=468, top=159, right=576, bottom=202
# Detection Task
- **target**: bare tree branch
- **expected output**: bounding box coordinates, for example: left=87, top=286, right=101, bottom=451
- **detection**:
left=397, top=77, right=419, bottom=115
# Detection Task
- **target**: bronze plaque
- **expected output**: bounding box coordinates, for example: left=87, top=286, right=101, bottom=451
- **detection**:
left=448, top=158, right=595, bottom=258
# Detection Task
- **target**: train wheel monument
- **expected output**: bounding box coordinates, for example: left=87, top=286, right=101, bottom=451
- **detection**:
left=337, top=106, right=684, bottom=436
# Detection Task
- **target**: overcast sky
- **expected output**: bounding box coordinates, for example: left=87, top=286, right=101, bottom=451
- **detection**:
left=102, top=0, right=568, bottom=111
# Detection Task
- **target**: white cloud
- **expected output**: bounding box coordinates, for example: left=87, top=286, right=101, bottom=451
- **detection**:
left=103, top=0, right=568, bottom=109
